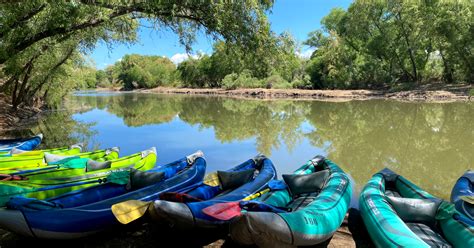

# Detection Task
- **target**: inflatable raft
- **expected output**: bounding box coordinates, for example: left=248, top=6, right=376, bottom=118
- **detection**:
left=0, top=133, right=43, bottom=153
left=360, top=168, right=474, bottom=248
left=230, top=155, right=352, bottom=247
left=0, top=146, right=117, bottom=173
left=148, top=155, right=277, bottom=228
left=0, top=147, right=155, bottom=207
left=451, top=170, right=473, bottom=221
left=0, top=151, right=206, bottom=239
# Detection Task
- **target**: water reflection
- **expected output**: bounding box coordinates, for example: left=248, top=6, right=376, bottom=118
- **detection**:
left=30, top=93, right=473, bottom=199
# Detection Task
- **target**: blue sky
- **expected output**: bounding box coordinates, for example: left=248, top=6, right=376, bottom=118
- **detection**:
left=90, top=0, right=352, bottom=69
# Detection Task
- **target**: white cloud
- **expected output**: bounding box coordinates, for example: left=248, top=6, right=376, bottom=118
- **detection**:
left=296, top=48, right=315, bottom=59
left=170, top=53, right=199, bottom=64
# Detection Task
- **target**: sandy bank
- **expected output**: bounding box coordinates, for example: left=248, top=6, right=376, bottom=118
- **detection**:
left=139, top=85, right=471, bottom=102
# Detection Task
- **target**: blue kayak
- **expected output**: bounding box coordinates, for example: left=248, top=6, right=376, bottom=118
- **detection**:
left=0, top=151, right=206, bottom=239
left=149, top=155, right=277, bottom=228
left=451, top=170, right=474, bottom=220
left=0, top=133, right=42, bottom=152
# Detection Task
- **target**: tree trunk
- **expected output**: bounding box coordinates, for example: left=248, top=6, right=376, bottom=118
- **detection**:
left=396, top=12, right=418, bottom=82
left=439, top=49, right=454, bottom=84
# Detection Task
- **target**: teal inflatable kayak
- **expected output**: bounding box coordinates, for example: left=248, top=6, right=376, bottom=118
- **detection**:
left=360, top=168, right=474, bottom=248
left=230, top=155, right=352, bottom=247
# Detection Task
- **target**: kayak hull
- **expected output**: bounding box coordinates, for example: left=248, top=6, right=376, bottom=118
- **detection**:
left=0, top=134, right=43, bottom=153
left=0, top=153, right=206, bottom=239
left=359, top=168, right=474, bottom=248
left=150, top=156, right=277, bottom=228
left=0, top=148, right=153, bottom=207
left=230, top=156, right=352, bottom=247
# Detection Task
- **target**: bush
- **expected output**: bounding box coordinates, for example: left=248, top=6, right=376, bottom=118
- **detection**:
left=262, top=74, right=292, bottom=89
left=222, top=70, right=262, bottom=89
left=119, top=54, right=177, bottom=89
left=292, top=77, right=313, bottom=89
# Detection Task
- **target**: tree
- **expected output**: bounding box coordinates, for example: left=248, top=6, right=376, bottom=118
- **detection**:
left=1, top=1, right=274, bottom=108
left=305, top=0, right=473, bottom=89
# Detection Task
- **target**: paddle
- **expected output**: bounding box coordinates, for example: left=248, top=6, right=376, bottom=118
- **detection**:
left=11, top=157, right=88, bottom=176
left=459, top=195, right=474, bottom=204
left=201, top=180, right=287, bottom=221
left=17, top=170, right=130, bottom=192
left=111, top=181, right=204, bottom=224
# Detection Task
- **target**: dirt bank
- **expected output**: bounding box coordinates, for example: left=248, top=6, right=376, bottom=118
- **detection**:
left=140, top=84, right=471, bottom=102
left=0, top=93, right=42, bottom=136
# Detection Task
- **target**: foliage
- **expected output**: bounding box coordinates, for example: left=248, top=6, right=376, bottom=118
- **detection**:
left=117, top=54, right=177, bottom=89
left=177, top=55, right=213, bottom=88
left=304, top=1, right=473, bottom=88
left=177, top=33, right=304, bottom=89
left=221, top=71, right=262, bottom=90
left=0, top=1, right=274, bottom=108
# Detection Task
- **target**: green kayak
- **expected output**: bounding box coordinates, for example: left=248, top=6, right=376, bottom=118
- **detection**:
left=230, top=155, right=353, bottom=247
left=0, top=147, right=156, bottom=207
left=360, top=168, right=474, bottom=248
left=0, top=147, right=119, bottom=174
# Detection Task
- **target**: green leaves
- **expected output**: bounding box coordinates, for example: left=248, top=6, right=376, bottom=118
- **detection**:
left=1, top=1, right=274, bottom=108
left=305, top=0, right=473, bottom=88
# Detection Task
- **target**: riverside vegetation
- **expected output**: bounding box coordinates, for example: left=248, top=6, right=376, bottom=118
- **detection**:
left=0, top=0, right=472, bottom=113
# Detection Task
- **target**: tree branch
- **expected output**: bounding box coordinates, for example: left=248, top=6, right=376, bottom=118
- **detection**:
left=0, top=3, right=46, bottom=39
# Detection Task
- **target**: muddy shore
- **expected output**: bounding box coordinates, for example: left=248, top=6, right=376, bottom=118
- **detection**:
left=139, top=85, right=472, bottom=102
left=0, top=93, right=42, bottom=135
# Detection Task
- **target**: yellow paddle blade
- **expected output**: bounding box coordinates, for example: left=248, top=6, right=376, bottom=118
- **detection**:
left=203, top=172, right=220, bottom=187
left=460, top=195, right=474, bottom=204
left=111, top=200, right=152, bottom=224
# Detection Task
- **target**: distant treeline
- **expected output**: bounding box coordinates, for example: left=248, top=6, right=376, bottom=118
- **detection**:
left=79, top=0, right=472, bottom=92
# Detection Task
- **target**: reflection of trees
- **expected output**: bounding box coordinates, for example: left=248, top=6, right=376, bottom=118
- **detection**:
left=179, top=98, right=308, bottom=155
left=304, top=100, right=473, bottom=199
left=74, top=94, right=183, bottom=126
left=30, top=111, right=98, bottom=149
left=71, top=94, right=473, bottom=199
left=71, top=94, right=308, bottom=155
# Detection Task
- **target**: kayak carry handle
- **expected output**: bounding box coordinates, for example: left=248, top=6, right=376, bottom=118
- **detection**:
left=186, top=150, right=204, bottom=164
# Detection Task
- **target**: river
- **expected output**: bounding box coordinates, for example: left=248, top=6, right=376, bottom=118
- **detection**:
left=27, top=91, right=473, bottom=200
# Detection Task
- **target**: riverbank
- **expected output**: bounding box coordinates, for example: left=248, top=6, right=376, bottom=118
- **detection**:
left=0, top=93, right=42, bottom=136
left=137, top=84, right=472, bottom=102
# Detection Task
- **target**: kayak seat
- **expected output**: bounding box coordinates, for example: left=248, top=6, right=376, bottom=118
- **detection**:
left=217, top=169, right=255, bottom=190
left=282, top=169, right=329, bottom=196
left=86, top=160, right=111, bottom=172
left=405, top=222, right=452, bottom=247
left=129, top=169, right=165, bottom=190
left=285, top=191, right=320, bottom=211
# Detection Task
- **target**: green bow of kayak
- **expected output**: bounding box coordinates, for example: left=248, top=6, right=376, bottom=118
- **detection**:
left=0, top=147, right=157, bottom=207
left=0, top=147, right=119, bottom=174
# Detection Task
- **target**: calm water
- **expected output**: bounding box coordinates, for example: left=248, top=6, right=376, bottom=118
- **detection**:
left=27, top=92, right=473, bottom=199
